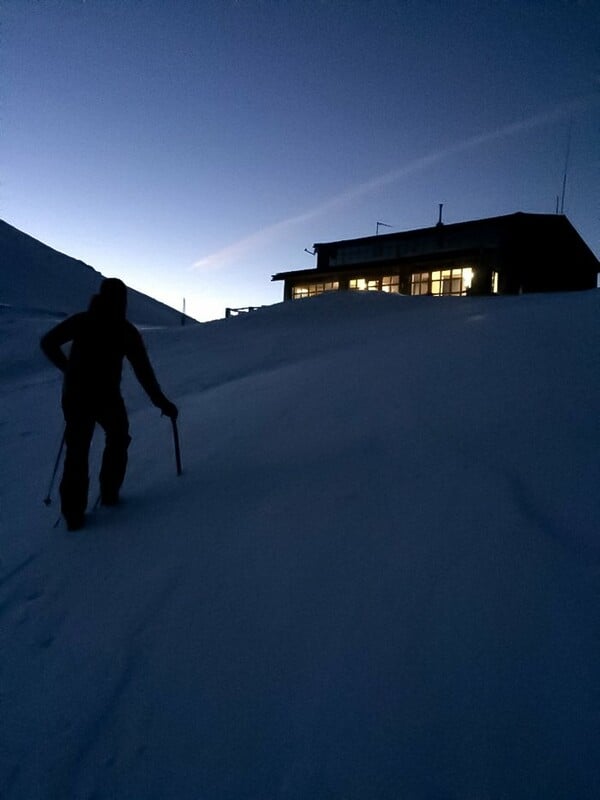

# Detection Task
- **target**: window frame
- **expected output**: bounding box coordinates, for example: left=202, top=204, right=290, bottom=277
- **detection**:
left=291, top=280, right=339, bottom=300
left=411, top=267, right=474, bottom=296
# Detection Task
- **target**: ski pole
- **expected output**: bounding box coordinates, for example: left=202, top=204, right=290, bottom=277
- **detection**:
left=171, top=417, right=182, bottom=476
left=43, top=429, right=66, bottom=506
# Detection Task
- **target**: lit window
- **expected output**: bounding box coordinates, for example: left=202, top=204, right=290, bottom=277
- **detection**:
left=291, top=281, right=339, bottom=300
left=492, top=271, right=499, bottom=294
left=349, top=278, right=365, bottom=290
left=412, top=267, right=474, bottom=296
left=411, top=272, right=430, bottom=295
left=349, top=277, right=379, bottom=291
left=381, top=275, right=400, bottom=293
left=349, top=276, right=398, bottom=292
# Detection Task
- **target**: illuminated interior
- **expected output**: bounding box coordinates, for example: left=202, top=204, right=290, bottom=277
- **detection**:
left=349, top=275, right=400, bottom=293
left=381, top=276, right=400, bottom=293
left=291, top=268, right=487, bottom=300
left=292, top=281, right=339, bottom=299
left=411, top=272, right=430, bottom=295
left=349, top=277, right=379, bottom=291
left=411, top=267, right=474, bottom=296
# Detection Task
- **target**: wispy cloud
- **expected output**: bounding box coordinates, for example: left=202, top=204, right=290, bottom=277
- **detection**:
left=192, top=94, right=598, bottom=272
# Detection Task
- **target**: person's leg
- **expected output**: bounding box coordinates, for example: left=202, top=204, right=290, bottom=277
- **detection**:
left=97, top=397, right=131, bottom=505
left=60, top=404, right=95, bottom=530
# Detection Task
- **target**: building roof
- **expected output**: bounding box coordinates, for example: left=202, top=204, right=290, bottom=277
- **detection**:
left=272, top=212, right=598, bottom=282
left=310, top=211, right=550, bottom=250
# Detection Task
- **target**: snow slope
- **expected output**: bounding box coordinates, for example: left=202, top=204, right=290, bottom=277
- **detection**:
left=1, top=290, right=599, bottom=799
left=0, top=219, right=193, bottom=325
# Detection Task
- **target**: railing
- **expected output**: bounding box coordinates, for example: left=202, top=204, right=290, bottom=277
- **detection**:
left=225, top=306, right=264, bottom=318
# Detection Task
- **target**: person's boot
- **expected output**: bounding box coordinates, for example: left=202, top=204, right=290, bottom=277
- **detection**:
left=64, top=511, right=85, bottom=531
left=101, top=490, right=119, bottom=507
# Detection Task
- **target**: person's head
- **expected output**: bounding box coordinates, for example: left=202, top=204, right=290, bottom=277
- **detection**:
left=91, top=278, right=128, bottom=319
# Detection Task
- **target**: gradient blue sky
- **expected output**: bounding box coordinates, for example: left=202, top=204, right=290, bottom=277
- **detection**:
left=2, top=0, right=599, bottom=320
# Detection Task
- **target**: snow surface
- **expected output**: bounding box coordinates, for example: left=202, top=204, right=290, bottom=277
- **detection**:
left=0, top=219, right=191, bottom=326
left=1, top=290, right=599, bottom=799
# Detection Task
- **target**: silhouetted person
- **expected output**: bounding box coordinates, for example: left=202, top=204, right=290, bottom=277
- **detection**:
left=40, top=278, right=178, bottom=531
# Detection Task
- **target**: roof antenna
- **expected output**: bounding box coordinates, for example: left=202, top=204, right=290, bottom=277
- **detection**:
left=559, top=118, right=572, bottom=215
left=436, top=203, right=444, bottom=226
left=376, top=221, right=393, bottom=235
left=304, top=247, right=316, bottom=256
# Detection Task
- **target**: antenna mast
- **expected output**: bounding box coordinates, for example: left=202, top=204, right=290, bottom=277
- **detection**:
left=559, top=119, right=573, bottom=215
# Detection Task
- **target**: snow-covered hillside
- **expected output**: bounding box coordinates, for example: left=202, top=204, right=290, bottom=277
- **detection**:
left=1, top=290, right=599, bottom=799
left=0, top=219, right=193, bottom=325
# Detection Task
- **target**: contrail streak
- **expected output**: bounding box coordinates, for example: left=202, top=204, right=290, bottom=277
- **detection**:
left=192, top=94, right=598, bottom=271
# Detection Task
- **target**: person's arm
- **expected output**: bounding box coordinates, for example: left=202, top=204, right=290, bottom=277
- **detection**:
left=40, top=314, right=83, bottom=372
left=126, top=324, right=178, bottom=418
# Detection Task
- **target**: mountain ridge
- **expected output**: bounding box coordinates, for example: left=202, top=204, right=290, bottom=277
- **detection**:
left=0, top=219, right=195, bottom=325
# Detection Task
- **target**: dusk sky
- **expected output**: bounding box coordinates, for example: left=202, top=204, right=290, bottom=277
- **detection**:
left=2, top=0, right=599, bottom=321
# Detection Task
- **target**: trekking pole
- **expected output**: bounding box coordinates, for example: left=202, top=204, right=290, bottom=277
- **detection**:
left=171, top=417, right=182, bottom=476
left=43, top=429, right=66, bottom=506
